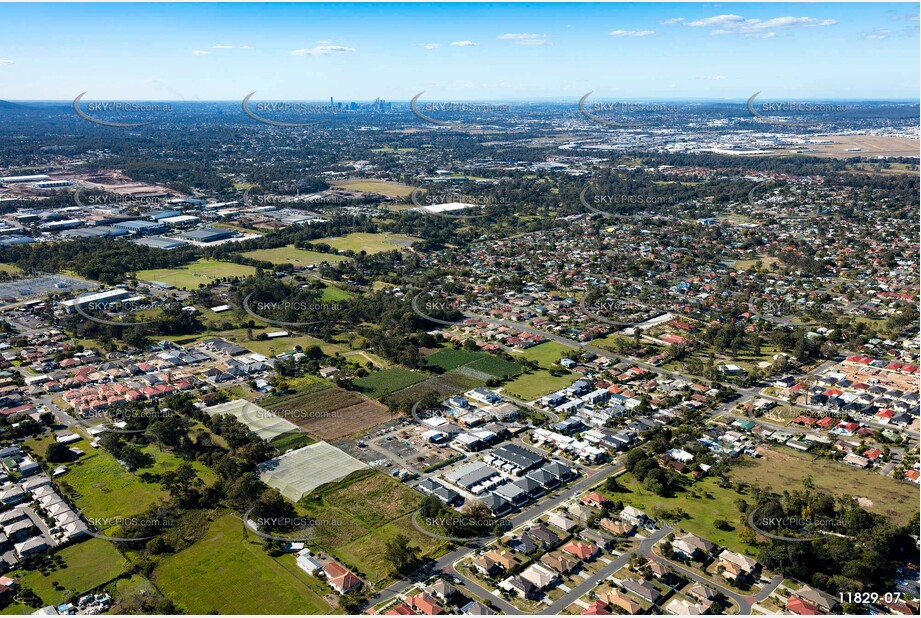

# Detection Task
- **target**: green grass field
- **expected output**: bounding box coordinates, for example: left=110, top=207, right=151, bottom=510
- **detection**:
left=601, top=474, right=756, bottom=556
left=511, top=341, right=576, bottom=369
left=240, top=245, right=350, bottom=268
left=330, top=179, right=416, bottom=197
left=730, top=446, right=920, bottom=526
left=352, top=367, right=427, bottom=398
left=10, top=539, right=128, bottom=606
left=153, top=515, right=334, bottom=614
left=317, top=232, right=422, bottom=254
left=136, top=259, right=257, bottom=290
left=25, top=435, right=214, bottom=524
left=295, top=471, right=445, bottom=585
left=503, top=369, right=578, bottom=401
left=465, top=355, right=524, bottom=379
left=423, top=348, right=486, bottom=371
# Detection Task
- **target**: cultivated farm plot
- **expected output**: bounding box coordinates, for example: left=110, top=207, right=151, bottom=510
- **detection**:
left=239, top=245, right=350, bottom=268
left=386, top=370, right=486, bottom=407
left=423, top=347, right=524, bottom=378
left=730, top=446, right=920, bottom=526
left=273, top=390, right=392, bottom=440
left=352, top=367, right=427, bottom=398
left=153, top=515, right=334, bottom=615
left=136, top=259, right=256, bottom=290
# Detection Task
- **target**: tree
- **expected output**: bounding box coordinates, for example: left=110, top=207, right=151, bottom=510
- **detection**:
left=119, top=444, right=148, bottom=472
left=45, top=442, right=73, bottom=463
left=384, top=534, right=420, bottom=575
left=161, top=462, right=203, bottom=506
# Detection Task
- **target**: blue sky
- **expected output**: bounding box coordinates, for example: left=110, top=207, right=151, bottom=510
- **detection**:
left=0, top=3, right=918, bottom=100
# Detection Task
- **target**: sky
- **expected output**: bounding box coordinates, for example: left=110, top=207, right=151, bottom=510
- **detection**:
left=0, top=3, right=918, bottom=101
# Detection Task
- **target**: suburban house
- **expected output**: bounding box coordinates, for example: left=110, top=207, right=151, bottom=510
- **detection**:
left=322, top=561, right=362, bottom=594
left=599, top=518, right=634, bottom=536
left=499, top=575, right=537, bottom=599
left=406, top=593, right=444, bottom=615
left=717, top=550, right=759, bottom=582
left=541, top=551, right=580, bottom=575
left=620, top=578, right=660, bottom=603
left=561, top=540, right=599, bottom=562
left=600, top=590, right=641, bottom=614
left=519, top=563, right=560, bottom=591
left=671, top=532, right=716, bottom=560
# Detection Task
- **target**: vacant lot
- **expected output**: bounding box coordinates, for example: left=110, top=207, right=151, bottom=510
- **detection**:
left=240, top=245, right=350, bottom=268
left=317, top=232, right=422, bottom=254
left=154, top=514, right=333, bottom=614
left=266, top=385, right=393, bottom=440
left=296, top=471, right=445, bottom=585
left=136, top=259, right=256, bottom=290
left=11, top=539, right=127, bottom=606
left=511, top=341, right=575, bottom=369
left=27, top=436, right=212, bottom=523
left=330, top=178, right=416, bottom=198
left=353, top=367, right=427, bottom=398
left=730, top=446, right=920, bottom=526
left=503, top=369, right=578, bottom=401
left=601, top=473, right=757, bottom=556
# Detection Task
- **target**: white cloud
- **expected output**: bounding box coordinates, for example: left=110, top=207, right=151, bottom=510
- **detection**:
left=192, top=50, right=209, bottom=56
left=450, top=40, right=477, bottom=47
left=291, top=45, right=356, bottom=56
left=609, top=29, right=656, bottom=37
left=209, top=44, right=252, bottom=50
left=864, top=29, right=892, bottom=40
left=423, top=43, right=440, bottom=50
left=497, top=33, right=552, bottom=45
left=0, top=59, right=13, bottom=66
left=711, top=75, right=727, bottom=80
left=661, top=17, right=685, bottom=25
left=683, top=14, right=836, bottom=37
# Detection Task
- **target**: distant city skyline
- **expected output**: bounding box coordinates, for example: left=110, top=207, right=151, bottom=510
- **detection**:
left=0, top=3, right=918, bottom=101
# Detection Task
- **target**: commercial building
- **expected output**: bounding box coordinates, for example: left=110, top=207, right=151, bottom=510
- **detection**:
left=110, top=220, right=166, bottom=235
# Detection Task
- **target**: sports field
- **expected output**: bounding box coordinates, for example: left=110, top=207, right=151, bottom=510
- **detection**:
left=153, top=515, right=334, bottom=615
left=317, top=232, right=423, bottom=254
left=136, top=259, right=256, bottom=290
left=330, top=178, right=416, bottom=198
left=240, top=245, right=350, bottom=268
